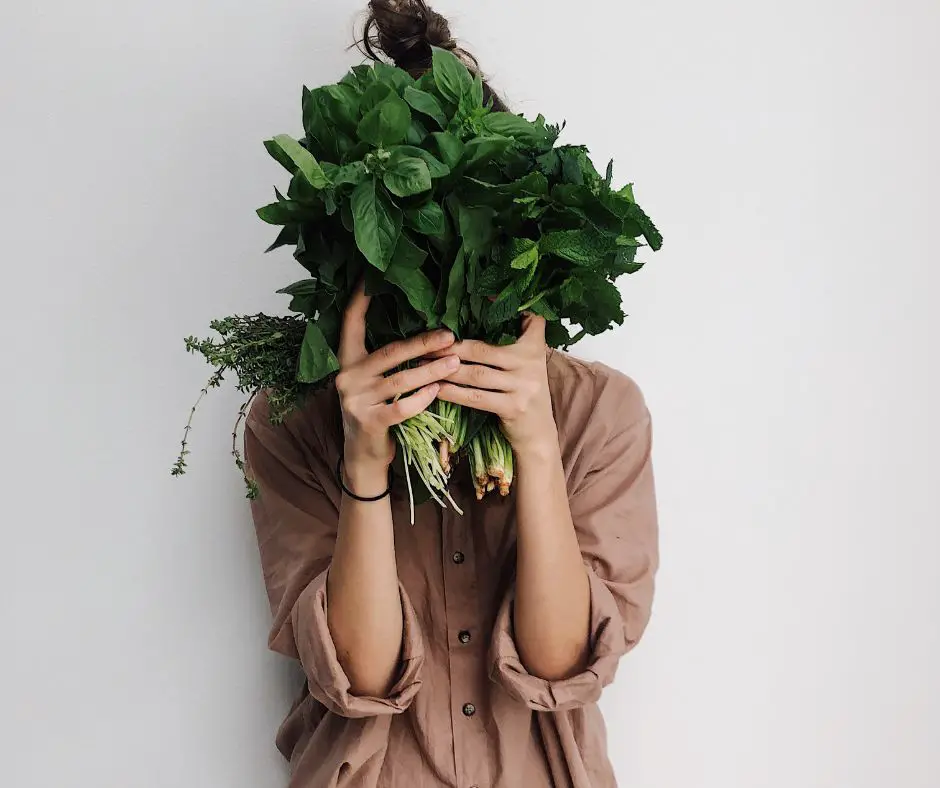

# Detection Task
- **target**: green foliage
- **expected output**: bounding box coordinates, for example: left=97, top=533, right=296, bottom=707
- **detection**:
left=357, top=92, right=411, bottom=147
left=268, top=134, right=330, bottom=189
left=403, top=85, right=447, bottom=128
left=351, top=178, right=402, bottom=270
left=258, top=45, right=664, bottom=352
left=297, top=321, right=339, bottom=383
left=432, top=46, right=474, bottom=105
left=178, top=48, right=663, bottom=502
left=382, top=154, right=431, bottom=197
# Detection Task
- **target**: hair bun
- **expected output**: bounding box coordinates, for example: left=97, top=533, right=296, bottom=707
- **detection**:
left=361, top=0, right=473, bottom=75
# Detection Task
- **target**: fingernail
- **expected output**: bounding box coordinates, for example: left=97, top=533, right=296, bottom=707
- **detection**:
left=437, top=330, right=454, bottom=341
left=444, top=356, right=459, bottom=370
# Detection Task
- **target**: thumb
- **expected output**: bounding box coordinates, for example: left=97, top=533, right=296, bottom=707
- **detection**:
left=339, top=280, right=370, bottom=366
left=520, top=312, right=547, bottom=345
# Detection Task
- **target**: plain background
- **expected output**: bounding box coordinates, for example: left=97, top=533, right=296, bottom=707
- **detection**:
left=1, top=0, right=937, bottom=785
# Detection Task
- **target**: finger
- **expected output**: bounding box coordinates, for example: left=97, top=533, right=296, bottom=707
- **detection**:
left=436, top=382, right=509, bottom=415
left=425, top=339, right=518, bottom=370
left=378, top=383, right=441, bottom=426
left=372, top=355, right=460, bottom=403
left=520, top=313, right=547, bottom=345
left=339, top=282, right=370, bottom=367
left=365, top=329, right=455, bottom=375
left=445, top=362, right=515, bottom=392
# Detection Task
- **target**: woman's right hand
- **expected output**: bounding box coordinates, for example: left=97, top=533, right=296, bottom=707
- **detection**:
left=336, top=284, right=459, bottom=494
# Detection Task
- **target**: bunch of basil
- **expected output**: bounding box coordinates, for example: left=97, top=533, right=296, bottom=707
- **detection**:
left=179, top=46, right=661, bottom=515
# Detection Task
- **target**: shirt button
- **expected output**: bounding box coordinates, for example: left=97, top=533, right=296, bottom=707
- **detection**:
left=452, top=551, right=465, bottom=564
left=458, top=630, right=471, bottom=644
left=462, top=702, right=476, bottom=717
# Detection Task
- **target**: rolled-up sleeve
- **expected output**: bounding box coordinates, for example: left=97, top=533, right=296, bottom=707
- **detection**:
left=489, top=375, right=658, bottom=712
left=244, top=393, right=425, bottom=718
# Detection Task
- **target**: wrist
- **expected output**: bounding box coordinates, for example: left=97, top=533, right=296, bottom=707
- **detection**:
left=342, top=447, right=392, bottom=499
left=511, top=428, right=562, bottom=466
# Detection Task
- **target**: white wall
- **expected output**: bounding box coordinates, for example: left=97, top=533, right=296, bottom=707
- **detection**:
left=1, top=1, right=937, bottom=786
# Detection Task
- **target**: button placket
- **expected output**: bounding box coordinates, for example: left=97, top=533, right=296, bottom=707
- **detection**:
left=442, top=495, right=487, bottom=788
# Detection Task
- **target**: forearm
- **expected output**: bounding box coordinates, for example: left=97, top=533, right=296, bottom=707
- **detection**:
left=326, top=456, right=403, bottom=697
left=513, top=435, right=591, bottom=681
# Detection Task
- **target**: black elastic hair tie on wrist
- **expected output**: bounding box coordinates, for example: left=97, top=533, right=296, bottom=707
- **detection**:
left=336, top=453, right=393, bottom=502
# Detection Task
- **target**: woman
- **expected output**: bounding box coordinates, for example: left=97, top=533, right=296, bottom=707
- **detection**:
left=244, top=2, right=659, bottom=786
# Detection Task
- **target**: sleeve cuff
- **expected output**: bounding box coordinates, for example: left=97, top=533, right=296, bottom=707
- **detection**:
left=488, top=567, right=629, bottom=712
left=290, top=568, right=425, bottom=718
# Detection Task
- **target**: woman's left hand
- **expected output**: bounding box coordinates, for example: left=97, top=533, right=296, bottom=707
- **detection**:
left=434, top=314, right=558, bottom=456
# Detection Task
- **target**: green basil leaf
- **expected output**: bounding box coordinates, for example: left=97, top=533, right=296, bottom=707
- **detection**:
left=357, top=93, right=412, bottom=147
left=297, top=321, right=339, bottom=383
left=405, top=201, right=446, bottom=235
left=341, top=65, right=372, bottom=90
left=463, top=135, right=514, bottom=169
left=414, top=71, right=439, bottom=95
left=288, top=294, right=316, bottom=317
left=287, top=170, right=321, bottom=202
left=456, top=80, right=480, bottom=124
left=276, top=278, right=318, bottom=296
left=470, top=72, right=484, bottom=108
left=457, top=202, right=496, bottom=253
left=332, top=161, right=368, bottom=187
left=320, top=84, right=360, bottom=133
left=270, top=134, right=330, bottom=189
left=385, top=267, right=437, bottom=327
left=264, top=224, right=298, bottom=252
left=405, top=116, right=429, bottom=145
left=351, top=179, right=402, bottom=270
left=480, top=112, right=551, bottom=147
left=263, top=138, right=298, bottom=174
left=383, top=155, right=432, bottom=197
left=360, top=82, right=394, bottom=112
left=390, top=290, right=426, bottom=336
left=256, top=200, right=311, bottom=225
left=428, top=132, right=465, bottom=170
left=442, top=247, right=467, bottom=335
left=387, top=145, right=450, bottom=178
left=374, top=62, right=414, bottom=93
left=403, top=85, right=448, bottom=128
left=302, top=86, right=356, bottom=162
left=387, top=231, right=427, bottom=270
left=432, top=45, right=473, bottom=104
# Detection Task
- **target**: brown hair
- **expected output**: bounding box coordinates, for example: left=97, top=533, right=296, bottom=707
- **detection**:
left=357, top=0, right=508, bottom=111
